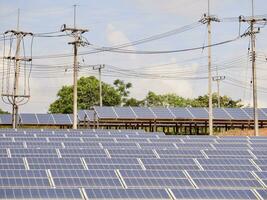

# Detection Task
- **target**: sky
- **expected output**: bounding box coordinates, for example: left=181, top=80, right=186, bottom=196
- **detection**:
left=0, top=0, right=267, bottom=113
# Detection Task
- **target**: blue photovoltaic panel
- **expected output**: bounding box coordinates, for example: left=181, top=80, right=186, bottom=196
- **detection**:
left=107, top=149, right=156, bottom=158
left=84, top=110, right=95, bottom=121
left=223, top=108, right=251, bottom=120
left=257, top=190, right=267, bottom=200
left=151, top=107, right=174, bottom=119
left=85, top=188, right=171, bottom=199
left=243, top=108, right=267, bottom=120
left=171, top=189, right=257, bottom=199
left=197, top=158, right=253, bottom=166
left=131, top=107, right=155, bottom=119
left=0, top=178, right=50, bottom=188
left=19, top=114, right=39, bottom=125
left=10, top=148, right=58, bottom=157
left=193, top=179, right=263, bottom=189
left=203, top=150, right=252, bottom=158
left=36, top=114, right=55, bottom=125
left=0, top=188, right=83, bottom=199
left=0, top=114, right=12, bottom=124
left=78, top=110, right=85, bottom=121
left=52, top=114, right=72, bottom=125
left=50, top=169, right=117, bottom=178
left=0, top=169, right=47, bottom=178
left=119, top=170, right=187, bottom=179
left=156, top=149, right=204, bottom=158
left=123, top=178, right=193, bottom=189
left=94, top=106, right=117, bottom=119
left=59, top=148, right=107, bottom=157
left=168, top=107, right=193, bottom=119
left=187, top=170, right=255, bottom=180
left=187, top=108, right=208, bottom=119
left=68, top=114, right=74, bottom=123
left=213, top=108, right=232, bottom=120
left=113, top=107, right=136, bottom=119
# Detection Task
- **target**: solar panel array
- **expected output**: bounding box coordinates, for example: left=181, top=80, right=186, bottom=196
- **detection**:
left=1, top=107, right=267, bottom=126
left=0, top=129, right=266, bottom=199
left=93, top=106, right=267, bottom=121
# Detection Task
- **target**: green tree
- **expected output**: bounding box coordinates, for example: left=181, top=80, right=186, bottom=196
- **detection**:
left=191, top=93, right=243, bottom=108
left=124, top=98, right=143, bottom=106
left=113, top=79, right=132, bottom=105
left=0, top=108, right=8, bottom=114
left=49, top=76, right=121, bottom=113
left=143, top=91, right=191, bottom=107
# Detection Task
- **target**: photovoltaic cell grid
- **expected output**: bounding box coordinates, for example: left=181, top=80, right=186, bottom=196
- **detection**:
left=0, top=129, right=266, bottom=199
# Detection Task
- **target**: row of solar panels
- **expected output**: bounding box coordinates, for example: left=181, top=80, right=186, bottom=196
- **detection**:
left=0, top=113, right=74, bottom=125
left=93, top=106, right=267, bottom=121
left=0, top=168, right=266, bottom=190
left=0, top=188, right=265, bottom=199
left=1, top=107, right=267, bottom=125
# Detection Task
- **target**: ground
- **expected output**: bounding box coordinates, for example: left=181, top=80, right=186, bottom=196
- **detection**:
left=217, top=128, right=267, bottom=136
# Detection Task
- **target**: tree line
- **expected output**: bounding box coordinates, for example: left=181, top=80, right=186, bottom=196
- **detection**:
left=49, top=76, right=242, bottom=113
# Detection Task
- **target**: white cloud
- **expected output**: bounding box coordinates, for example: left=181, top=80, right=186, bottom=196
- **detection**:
left=130, top=57, right=199, bottom=99
left=106, top=23, right=136, bottom=60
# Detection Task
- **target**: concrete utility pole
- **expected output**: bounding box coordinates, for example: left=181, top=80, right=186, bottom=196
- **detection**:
left=212, top=69, right=225, bottom=108
left=93, top=64, right=105, bottom=107
left=1, top=9, right=32, bottom=128
left=199, top=0, right=220, bottom=135
left=239, top=1, right=266, bottom=136
left=61, top=5, right=88, bottom=129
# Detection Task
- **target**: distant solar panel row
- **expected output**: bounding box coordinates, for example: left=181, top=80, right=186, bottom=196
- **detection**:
left=1, top=107, right=267, bottom=125
left=0, top=114, right=73, bottom=125
left=94, top=106, right=267, bottom=120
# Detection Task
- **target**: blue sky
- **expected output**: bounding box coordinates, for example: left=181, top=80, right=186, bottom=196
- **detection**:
left=0, top=0, right=267, bottom=113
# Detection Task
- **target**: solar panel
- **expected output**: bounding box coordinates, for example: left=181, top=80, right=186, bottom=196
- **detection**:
left=156, top=149, right=204, bottom=158
left=59, top=148, right=107, bottom=158
left=243, top=108, right=267, bottom=120
left=94, top=106, right=117, bottom=119
left=187, top=170, right=255, bottom=180
left=193, top=179, right=263, bottom=189
left=257, top=189, right=267, bottom=200
left=187, top=108, right=208, bottom=119
left=52, top=114, right=72, bottom=125
left=50, top=169, right=117, bottom=178
left=119, top=170, right=186, bottom=179
left=131, top=107, right=155, bottom=119
left=168, top=107, right=193, bottom=119
left=35, top=114, right=55, bottom=125
left=0, top=142, right=24, bottom=148
left=223, top=108, right=251, bottom=120
left=213, top=108, right=232, bottom=120
left=84, top=110, right=95, bottom=121
left=53, top=177, right=123, bottom=188
left=0, top=178, right=51, bottom=188
left=0, top=114, right=12, bottom=125
left=19, top=114, right=39, bottom=125
left=138, top=142, right=177, bottom=149
left=0, top=169, right=47, bottom=178
left=113, top=107, right=136, bottom=119
left=203, top=150, right=252, bottom=158
left=107, top=149, right=157, bottom=158
left=84, top=188, right=171, bottom=199
left=171, top=189, right=257, bottom=199
left=0, top=188, right=83, bottom=199
left=123, top=178, right=193, bottom=188
left=151, top=107, right=174, bottom=119
left=10, top=148, right=58, bottom=157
